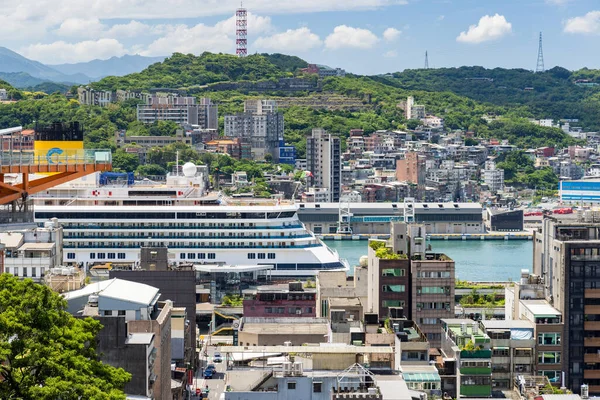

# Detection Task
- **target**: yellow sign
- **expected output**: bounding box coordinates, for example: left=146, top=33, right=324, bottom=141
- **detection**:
left=34, top=140, right=84, bottom=165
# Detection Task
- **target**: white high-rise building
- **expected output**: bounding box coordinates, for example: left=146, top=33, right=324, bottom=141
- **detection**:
left=306, top=128, right=341, bottom=202
left=483, top=161, right=504, bottom=192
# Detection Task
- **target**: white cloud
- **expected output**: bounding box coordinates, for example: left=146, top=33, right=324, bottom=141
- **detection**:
left=254, top=28, right=322, bottom=52
left=383, top=50, right=397, bottom=58
left=437, top=15, right=445, bottom=21
left=140, top=12, right=273, bottom=56
left=20, top=39, right=127, bottom=64
left=56, top=18, right=106, bottom=38
left=106, top=21, right=153, bottom=38
left=456, top=14, right=512, bottom=44
left=383, top=27, right=401, bottom=42
left=325, top=25, right=379, bottom=49
left=564, top=11, right=600, bottom=35
left=546, top=0, right=570, bottom=5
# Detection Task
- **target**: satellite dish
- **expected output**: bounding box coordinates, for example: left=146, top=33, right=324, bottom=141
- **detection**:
left=182, top=162, right=197, bottom=177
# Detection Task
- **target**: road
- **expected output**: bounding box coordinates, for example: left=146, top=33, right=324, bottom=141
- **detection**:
left=192, top=341, right=228, bottom=400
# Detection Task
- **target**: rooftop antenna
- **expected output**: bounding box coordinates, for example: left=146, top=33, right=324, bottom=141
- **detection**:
left=424, top=51, right=429, bottom=69
left=536, top=32, right=545, bottom=73
left=236, top=2, right=247, bottom=57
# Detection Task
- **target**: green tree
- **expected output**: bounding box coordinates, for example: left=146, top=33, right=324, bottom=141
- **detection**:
left=112, top=149, right=140, bottom=172
left=0, top=274, right=130, bottom=399
left=406, top=119, right=423, bottom=130
left=136, top=164, right=168, bottom=176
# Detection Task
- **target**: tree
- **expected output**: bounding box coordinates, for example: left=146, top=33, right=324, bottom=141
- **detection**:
left=136, top=164, right=167, bottom=177
left=112, top=149, right=140, bottom=172
left=406, top=119, right=423, bottom=130
left=0, top=274, right=130, bottom=399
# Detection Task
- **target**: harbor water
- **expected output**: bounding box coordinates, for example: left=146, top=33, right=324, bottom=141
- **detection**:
left=327, top=239, right=534, bottom=282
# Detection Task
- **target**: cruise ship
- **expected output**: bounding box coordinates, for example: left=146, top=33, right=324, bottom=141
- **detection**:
left=30, top=167, right=349, bottom=277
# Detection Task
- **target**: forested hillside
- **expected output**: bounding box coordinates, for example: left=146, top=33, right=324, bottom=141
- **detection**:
left=0, top=53, right=582, bottom=163
left=382, top=66, right=600, bottom=131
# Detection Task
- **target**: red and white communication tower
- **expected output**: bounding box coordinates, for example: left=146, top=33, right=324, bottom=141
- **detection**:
left=236, top=4, right=247, bottom=57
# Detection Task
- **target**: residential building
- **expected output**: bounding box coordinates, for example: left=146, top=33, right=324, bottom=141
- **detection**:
left=278, top=138, right=297, bottom=165
left=64, top=279, right=172, bottom=399
left=306, top=128, right=341, bottom=202
left=116, top=129, right=192, bottom=164
left=137, top=96, right=218, bottom=129
left=116, top=89, right=150, bottom=104
left=412, top=251, right=455, bottom=348
left=483, top=161, right=505, bottom=192
left=405, top=96, right=426, bottom=120
left=396, top=152, right=426, bottom=186
left=295, top=158, right=307, bottom=172
left=481, top=320, right=536, bottom=390
left=77, top=86, right=114, bottom=106
left=0, top=127, right=34, bottom=151
left=441, top=319, right=492, bottom=398
left=422, top=115, right=444, bottom=129
left=109, top=267, right=197, bottom=368
left=243, top=282, right=316, bottom=318
left=316, top=269, right=368, bottom=321
left=301, top=187, right=330, bottom=203
left=224, top=99, right=284, bottom=161
left=205, top=138, right=252, bottom=160
left=237, top=317, right=330, bottom=346
left=300, top=63, right=346, bottom=78
left=0, top=219, right=63, bottom=283
left=0, top=88, right=7, bottom=100
left=367, top=225, right=411, bottom=321
left=533, top=213, right=599, bottom=393
left=504, top=271, right=565, bottom=387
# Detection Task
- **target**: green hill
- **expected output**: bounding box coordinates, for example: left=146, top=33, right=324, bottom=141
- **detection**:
left=381, top=66, right=600, bottom=130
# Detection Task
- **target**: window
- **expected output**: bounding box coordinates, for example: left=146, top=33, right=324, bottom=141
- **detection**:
left=187, top=253, right=196, bottom=259
left=538, top=333, right=561, bottom=346
left=268, top=253, right=276, bottom=259
left=23, top=268, right=28, bottom=277
left=31, top=267, right=37, bottom=278
left=103, top=310, right=112, bottom=316
left=265, top=307, right=273, bottom=314
left=97, top=253, right=106, bottom=259
left=118, top=253, right=126, bottom=259
left=67, top=252, right=76, bottom=259
left=258, top=253, right=266, bottom=259
left=248, top=253, right=256, bottom=259
left=305, top=307, right=313, bottom=313
left=539, top=370, right=561, bottom=383
left=382, top=285, right=405, bottom=293
left=108, top=253, right=115, bottom=259
left=382, top=300, right=405, bottom=307
left=180, top=253, right=186, bottom=259
left=288, top=382, right=296, bottom=390
left=538, top=351, right=561, bottom=364
left=118, top=310, right=126, bottom=316
left=382, top=268, right=405, bottom=277
left=420, top=318, right=438, bottom=325
left=199, top=253, right=206, bottom=259
left=208, top=253, right=216, bottom=259
left=418, top=286, right=449, bottom=295
left=90, top=253, right=96, bottom=259
left=313, top=382, right=322, bottom=393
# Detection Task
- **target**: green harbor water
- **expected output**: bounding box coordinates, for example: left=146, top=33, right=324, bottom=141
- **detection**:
left=326, top=239, right=534, bottom=282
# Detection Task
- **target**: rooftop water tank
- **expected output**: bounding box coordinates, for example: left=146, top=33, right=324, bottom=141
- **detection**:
left=359, top=255, right=368, bottom=267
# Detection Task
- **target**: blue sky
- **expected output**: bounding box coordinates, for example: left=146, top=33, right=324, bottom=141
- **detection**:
left=2, top=0, right=600, bottom=74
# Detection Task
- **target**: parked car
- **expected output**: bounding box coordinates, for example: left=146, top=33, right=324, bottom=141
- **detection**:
left=213, top=353, right=222, bottom=363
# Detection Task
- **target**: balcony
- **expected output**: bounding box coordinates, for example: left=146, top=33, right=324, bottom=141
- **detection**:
left=586, top=306, right=600, bottom=315
left=585, top=322, right=600, bottom=331
left=585, top=337, right=600, bottom=347
left=584, top=370, right=600, bottom=379
left=586, top=289, right=600, bottom=299
left=584, top=354, right=600, bottom=363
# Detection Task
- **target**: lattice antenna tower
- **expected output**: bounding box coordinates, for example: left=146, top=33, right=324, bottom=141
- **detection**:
left=236, top=3, right=247, bottom=57
left=536, top=32, right=545, bottom=73
left=424, top=51, right=429, bottom=69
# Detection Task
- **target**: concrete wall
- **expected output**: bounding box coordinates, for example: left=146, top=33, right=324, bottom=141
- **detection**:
left=238, top=332, right=328, bottom=347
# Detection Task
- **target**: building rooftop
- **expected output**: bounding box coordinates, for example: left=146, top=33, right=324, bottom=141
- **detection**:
left=18, top=242, right=55, bottom=251
left=125, top=332, right=154, bottom=345
left=481, top=320, right=535, bottom=330
left=63, top=278, right=160, bottom=307
left=241, top=317, right=329, bottom=335
left=376, top=375, right=412, bottom=400
left=0, top=232, right=23, bottom=248
left=218, top=345, right=394, bottom=354
left=521, top=300, right=561, bottom=318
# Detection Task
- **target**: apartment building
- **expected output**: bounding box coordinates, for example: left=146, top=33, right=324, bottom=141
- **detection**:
left=533, top=213, right=600, bottom=393
left=0, top=88, right=7, bottom=101
left=396, top=151, right=426, bottom=186
left=243, top=282, right=317, bottom=318
left=481, top=320, right=536, bottom=390
left=137, top=96, right=218, bottom=128
left=441, top=319, right=492, bottom=398
left=224, top=99, right=283, bottom=161
left=306, top=128, right=341, bottom=202
left=405, top=96, right=426, bottom=120
left=0, top=219, right=63, bottom=283
left=483, top=161, right=505, bottom=192
left=77, top=86, right=114, bottom=106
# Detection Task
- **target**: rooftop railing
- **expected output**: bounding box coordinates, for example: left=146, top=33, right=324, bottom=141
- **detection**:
left=0, top=149, right=112, bottom=167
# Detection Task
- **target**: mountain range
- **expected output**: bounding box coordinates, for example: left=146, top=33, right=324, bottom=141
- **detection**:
left=0, top=47, right=165, bottom=90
